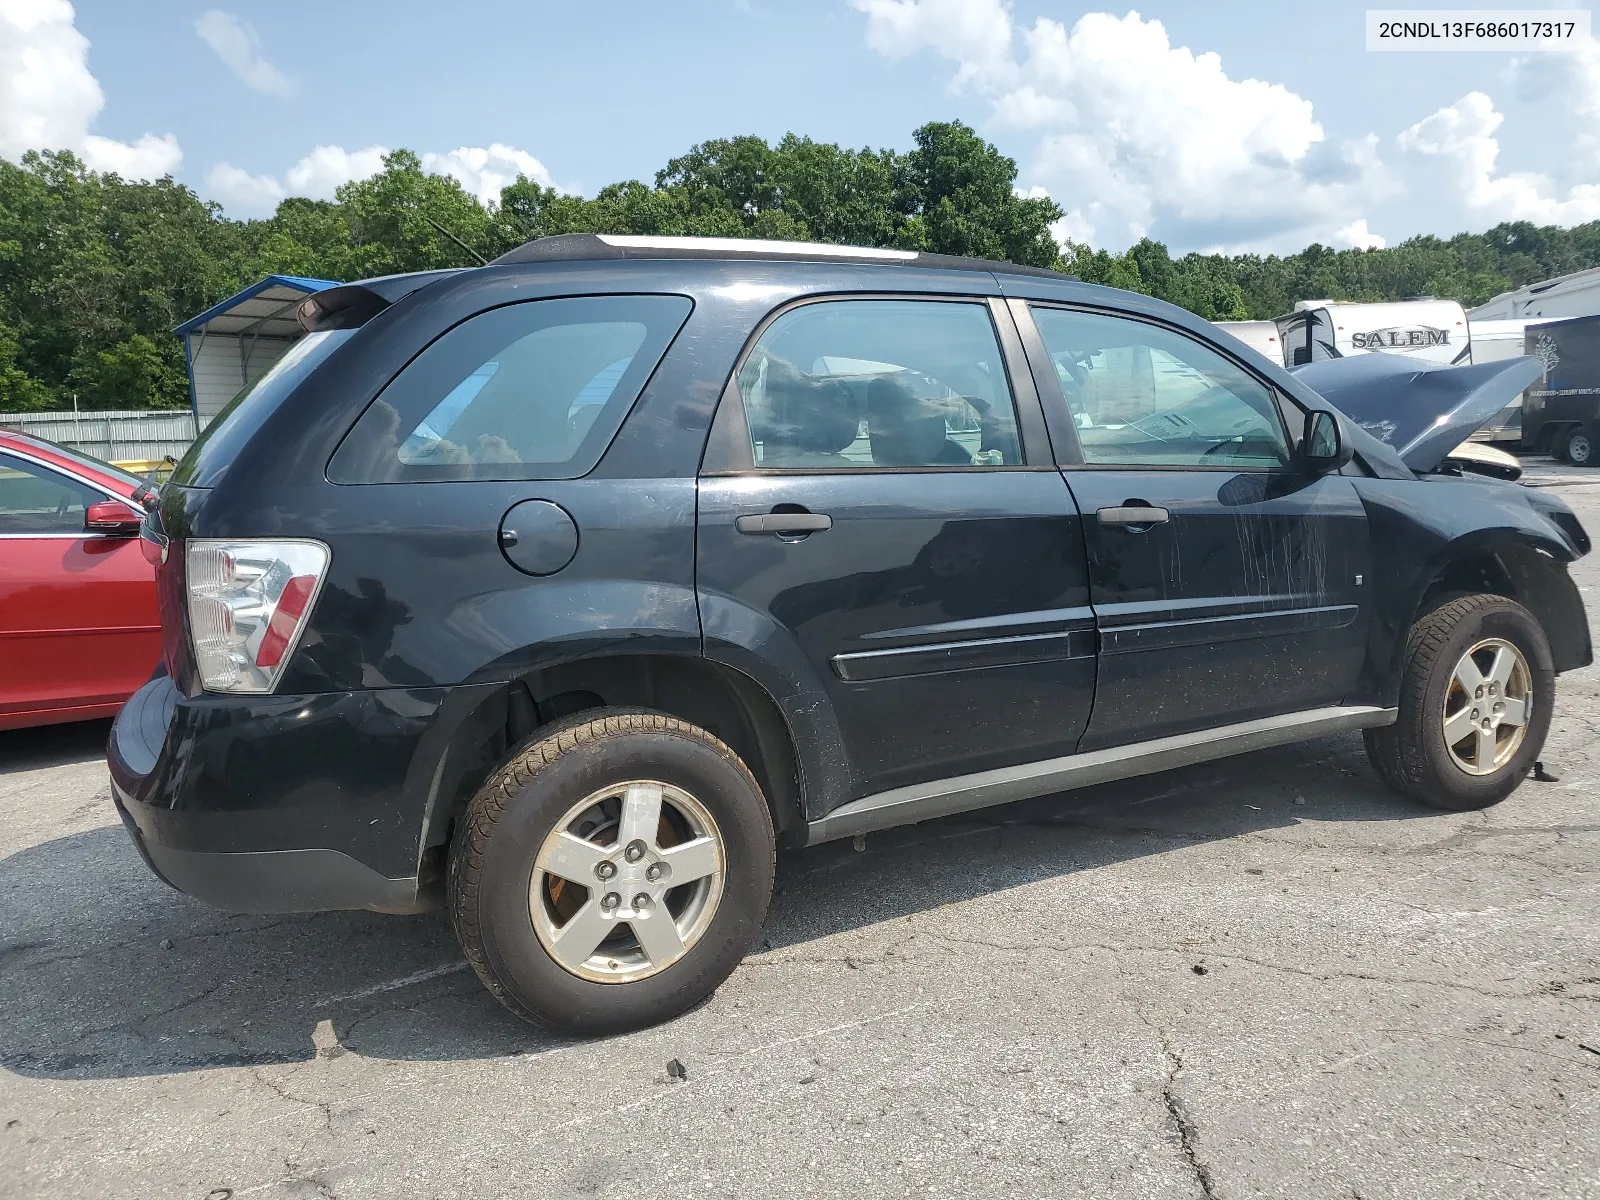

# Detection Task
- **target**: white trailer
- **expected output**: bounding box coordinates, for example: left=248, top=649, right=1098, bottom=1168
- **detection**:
left=1213, top=320, right=1284, bottom=365
left=1469, top=265, right=1600, bottom=322
left=1275, top=299, right=1470, bottom=367
left=1464, top=319, right=1548, bottom=444
left=1469, top=318, right=1542, bottom=363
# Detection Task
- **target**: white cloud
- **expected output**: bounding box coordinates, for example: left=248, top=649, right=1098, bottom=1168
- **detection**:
left=1509, top=35, right=1600, bottom=171
left=1397, top=91, right=1600, bottom=226
left=422, top=144, right=555, bottom=205
left=856, top=0, right=1014, bottom=85
left=82, top=131, right=181, bottom=177
left=1333, top=218, right=1386, bottom=251
left=194, top=10, right=291, bottom=96
left=284, top=143, right=389, bottom=199
left=202, top=142, right=559, bottom=216
left=205, top=162, right=285, bottom=211
left=0, top=0, right=181, bottom=177
left=853, top=1, right=1385, bottom=252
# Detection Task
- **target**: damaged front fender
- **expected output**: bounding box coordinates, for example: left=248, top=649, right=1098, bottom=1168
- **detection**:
left=1349, top=475, right=1593, bottom=707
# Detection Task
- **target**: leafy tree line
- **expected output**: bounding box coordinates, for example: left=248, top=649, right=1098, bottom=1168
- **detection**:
left=2, top=118, right=1597, bottom=411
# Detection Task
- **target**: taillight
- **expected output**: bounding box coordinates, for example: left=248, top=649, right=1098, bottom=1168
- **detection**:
left=185, top=539, right=330, bottom=694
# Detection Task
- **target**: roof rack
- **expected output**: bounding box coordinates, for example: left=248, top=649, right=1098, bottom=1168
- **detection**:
left=491, top=233, right=1075, bottom=280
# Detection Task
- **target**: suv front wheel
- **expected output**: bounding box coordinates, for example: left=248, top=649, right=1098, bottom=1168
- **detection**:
left=448, top=709, right=776, bottom=1034
left=1365, top=594, right=1554, bottom=810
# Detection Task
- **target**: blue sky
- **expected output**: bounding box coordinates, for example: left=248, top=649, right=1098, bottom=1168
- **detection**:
left=5, top=0, right=1598, bottom=253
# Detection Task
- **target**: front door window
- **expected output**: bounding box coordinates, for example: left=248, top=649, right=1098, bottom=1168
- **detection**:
left=1031, top=307, right=1291, bottom=469
left=0, top=453, right=101, bottom=535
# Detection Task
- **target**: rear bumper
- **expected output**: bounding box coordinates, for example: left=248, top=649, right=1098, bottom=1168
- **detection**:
left=108, top=674, right=497, bottom=914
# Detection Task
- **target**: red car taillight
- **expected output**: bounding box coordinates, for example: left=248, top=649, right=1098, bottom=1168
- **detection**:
left=185, top=539, right=330, bottom=694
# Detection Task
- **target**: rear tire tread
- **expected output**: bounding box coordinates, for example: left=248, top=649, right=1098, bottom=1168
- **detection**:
left=447, top=709, right=773, bottom=1028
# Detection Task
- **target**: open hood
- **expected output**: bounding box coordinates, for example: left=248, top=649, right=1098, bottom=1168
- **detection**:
left=1291, top=354, right=1542, bottom=473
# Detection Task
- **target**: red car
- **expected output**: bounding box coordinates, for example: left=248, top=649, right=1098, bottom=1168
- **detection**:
left=0, top=429, right=160, bottom=730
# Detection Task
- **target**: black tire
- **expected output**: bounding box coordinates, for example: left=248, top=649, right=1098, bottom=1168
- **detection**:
left=448, top=709, right=775, bottom=1035
left=1365, top=594, right=1554, bottom=811
left=1564, top=426, right=1595, bottom=467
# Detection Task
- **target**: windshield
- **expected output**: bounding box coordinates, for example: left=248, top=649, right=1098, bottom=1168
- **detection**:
left=172, top=330, right=355, bottom=488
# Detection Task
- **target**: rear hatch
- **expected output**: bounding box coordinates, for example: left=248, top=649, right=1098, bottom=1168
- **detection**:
left=154, top=270, right=463, bottom=684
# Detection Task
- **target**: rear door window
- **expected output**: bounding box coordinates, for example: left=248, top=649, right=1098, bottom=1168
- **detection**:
left=331, top=295, right=692, bottom=483
left=734, top=299, right=1023, bottom=469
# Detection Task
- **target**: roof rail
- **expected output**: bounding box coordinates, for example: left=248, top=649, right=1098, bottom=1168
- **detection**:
left=491, top=233, right=1075, bottom=280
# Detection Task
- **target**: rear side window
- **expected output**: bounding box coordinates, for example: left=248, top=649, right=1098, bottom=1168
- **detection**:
left=331, top=295, right=692, bottom=483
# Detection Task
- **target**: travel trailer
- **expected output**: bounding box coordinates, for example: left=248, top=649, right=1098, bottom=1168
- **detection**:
left=1275, top=299, right=1470, bottom=366
left=1470, top=318, right=1543, bottom=363
left=1469, top=265, right=1600, bottom=322
left=1465, top=318, right=1545, bottom=445
left=1213, top=320, right=1283, bottom=364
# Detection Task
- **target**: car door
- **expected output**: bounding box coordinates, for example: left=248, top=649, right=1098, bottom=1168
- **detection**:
left=0, top=450, right=160, bottom=726
left=697, top=296, right=1095, bottom=800
left=1015, top=301, right=1372, bottom=751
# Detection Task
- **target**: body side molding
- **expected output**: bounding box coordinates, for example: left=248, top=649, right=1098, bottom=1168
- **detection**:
left=803, top=704, right=1397, bottom=845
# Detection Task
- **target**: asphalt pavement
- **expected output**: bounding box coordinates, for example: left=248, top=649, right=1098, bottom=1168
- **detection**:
left=2, top=463, right=1598, bottom=1199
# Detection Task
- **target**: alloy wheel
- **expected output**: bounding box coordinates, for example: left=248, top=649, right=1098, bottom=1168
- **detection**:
left=529, top=780, right=725, bottom=983
left=1441, top=637, right=1532, bottom=776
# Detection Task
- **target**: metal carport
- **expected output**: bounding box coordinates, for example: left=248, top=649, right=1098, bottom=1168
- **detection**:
left=175, top=275, right=338, bottom=428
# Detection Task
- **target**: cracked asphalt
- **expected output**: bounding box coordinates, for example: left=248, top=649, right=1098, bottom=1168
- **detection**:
left=3, top=464, right=1599, bottom=1200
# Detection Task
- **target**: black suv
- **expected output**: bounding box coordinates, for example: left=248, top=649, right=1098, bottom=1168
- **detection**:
left=110, top=235, right=1592, bottom=1033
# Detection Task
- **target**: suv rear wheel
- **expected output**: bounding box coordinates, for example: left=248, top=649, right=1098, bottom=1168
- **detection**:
left=1365, top=594, right=1554, bottom=810
left=448, top=709, right=776, bottom=1034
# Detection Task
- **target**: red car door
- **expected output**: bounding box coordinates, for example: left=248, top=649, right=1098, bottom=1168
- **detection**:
left=0, top=450, right=161, bottom=729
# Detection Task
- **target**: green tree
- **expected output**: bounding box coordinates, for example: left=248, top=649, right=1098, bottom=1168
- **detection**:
left=899, top=121, right=1063, bottom=266
left=9, top=126, right=1600, bottom=415
left=0, top=320, right=53, bottom=411
left=67, top=333, right=187, bottom=409
left=331, top=150, right=497, bottom=275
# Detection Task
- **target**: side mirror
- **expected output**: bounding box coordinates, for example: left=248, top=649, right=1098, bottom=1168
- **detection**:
left=1303, top=409, right=1354, bottom=473
left=84, top=499, right=144, bottom=538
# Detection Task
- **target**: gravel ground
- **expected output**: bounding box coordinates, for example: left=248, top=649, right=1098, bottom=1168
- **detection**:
left=2, top=463, right=1598, bottom=1200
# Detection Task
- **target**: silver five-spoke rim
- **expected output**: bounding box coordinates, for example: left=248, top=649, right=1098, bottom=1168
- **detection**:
left=1442, top=637, right=1532, bottom=776
left=530, top=781, right=725, bottom=983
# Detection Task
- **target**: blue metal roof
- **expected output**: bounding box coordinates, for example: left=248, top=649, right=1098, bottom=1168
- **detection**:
left=174, top=274, right=340, bottom=336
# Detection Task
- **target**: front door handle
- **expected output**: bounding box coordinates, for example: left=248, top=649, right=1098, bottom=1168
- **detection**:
left=736, top=512, right=833, bottom=535
left=1097, top=504, right=1170, bottom=528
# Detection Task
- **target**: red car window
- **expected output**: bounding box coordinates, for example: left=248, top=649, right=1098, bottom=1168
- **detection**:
left=0, top=452, right=102, bottom=535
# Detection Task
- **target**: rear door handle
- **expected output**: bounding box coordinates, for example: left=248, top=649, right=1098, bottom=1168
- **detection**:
left=1096, top=505, right=1170, bottom=528
left=735, top=512, right=833, bottom=535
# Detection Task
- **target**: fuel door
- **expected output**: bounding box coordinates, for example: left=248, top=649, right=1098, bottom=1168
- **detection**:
left=498, top=499, right=579, bottom=576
